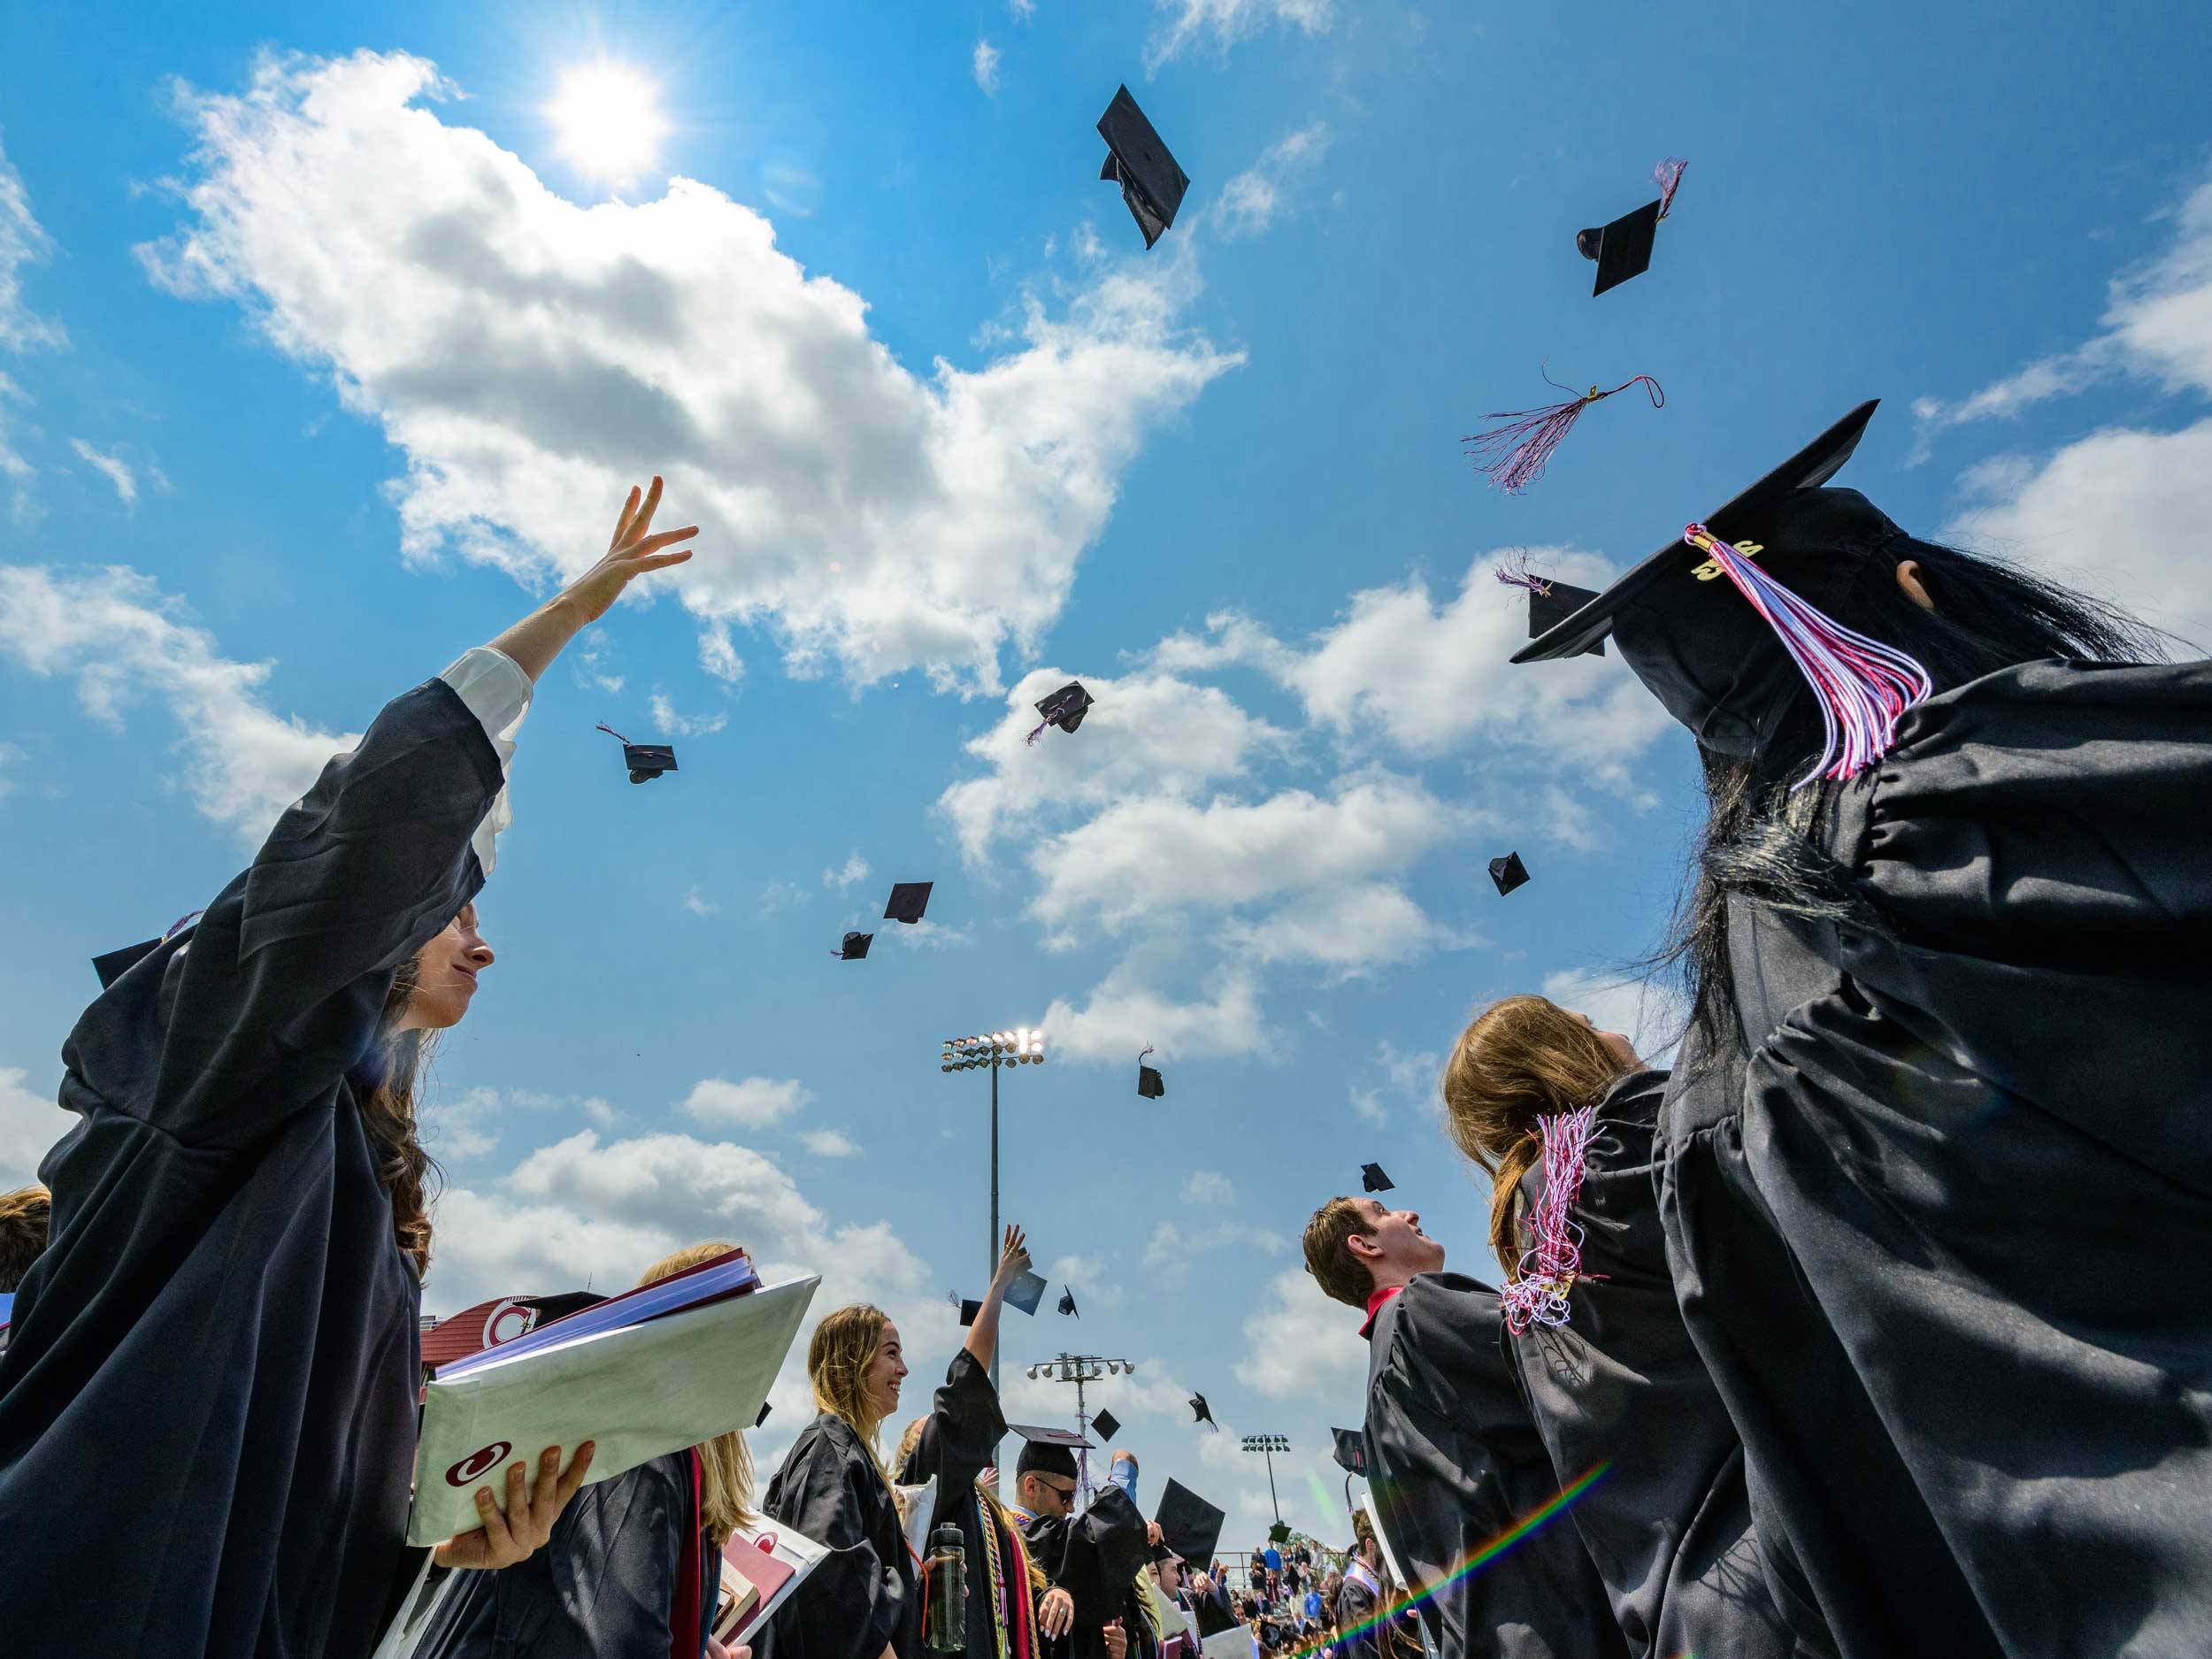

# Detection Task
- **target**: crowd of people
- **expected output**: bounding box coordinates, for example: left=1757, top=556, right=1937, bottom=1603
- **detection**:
left=1, top=411, right=2209, bottom=1659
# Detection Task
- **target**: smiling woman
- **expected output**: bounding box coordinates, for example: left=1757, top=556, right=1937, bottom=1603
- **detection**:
left=544, top=59, right=669, bottom=185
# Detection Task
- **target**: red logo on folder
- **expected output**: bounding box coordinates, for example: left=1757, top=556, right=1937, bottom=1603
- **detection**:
left=447, top=1441, right=513, bottom=1486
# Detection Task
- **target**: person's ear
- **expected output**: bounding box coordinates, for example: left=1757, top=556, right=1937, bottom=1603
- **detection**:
left=1345, top=1231, right=1380, bottom=1263
left=1895, top=559, right=1937, bottom=613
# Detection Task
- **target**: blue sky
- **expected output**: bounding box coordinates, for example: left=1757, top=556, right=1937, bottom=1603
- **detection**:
left=3, top=0, right=2208, bottom=1546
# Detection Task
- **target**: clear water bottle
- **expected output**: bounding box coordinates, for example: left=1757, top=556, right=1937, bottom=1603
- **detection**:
left=926, top=1522, right=968, bottom=1652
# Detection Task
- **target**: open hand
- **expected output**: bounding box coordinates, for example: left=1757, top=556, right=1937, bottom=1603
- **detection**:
left=991, top=1223, right=1031, bottom=1289
left=434, top=1441, right=596, bottom=1569
left=564, top=477, right=698, bottom=623
left=1039, top=1586, right=1075, bottom=1639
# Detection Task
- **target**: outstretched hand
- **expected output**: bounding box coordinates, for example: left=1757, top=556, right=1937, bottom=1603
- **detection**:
left=990, top=1223, right=1031, bottom=1290
left=565, top=477, right=698, bottom=623
left=434, top=1441, right=596, bottom=1570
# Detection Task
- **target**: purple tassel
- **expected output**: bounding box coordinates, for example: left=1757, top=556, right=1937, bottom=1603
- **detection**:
left=163, top=909, right=205, bottom=942
left=594, top=722, right=631, bottom=745
left=1464, top=369, right=1664, bottom=495
left=1685, top=524, right=1934, bottom=788
left=1494, top=551, right=1553, bottom=596
left=1654, top=157, right=1688, bottom=219
left=1024, top=718, right=1048, bottom=746
left=1502, top=1105, right=1601, bottom=1336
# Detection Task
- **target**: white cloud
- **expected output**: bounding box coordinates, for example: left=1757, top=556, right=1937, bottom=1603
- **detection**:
left=758, top=879, right=810, bottom=914
left=1045, top=1252, right=1125, bottom=1310
left=142, top=50, right=1239, bottom=695
left=822, top=853, right=870, bottom=891
left=1143, top=1219, right=1287, bottom=1277
left=681, top=885, right=719, bottom=916
left=1, top=1064, right=72, bottom=1188
left=1539, top=966, right=1687, bottom=1066
left=1145, top=0, right=1335, bottom=72
left=1010, top=0, right=1036, bottom=19
left=572, top=627, right=625, bottom=695
left=885, top=918, right=974, bottom=951
left=698, top=620, right=744, bottom=684
left=1183, top=1169, right=1236, bottom=1204
left=681, top=1075, right=812, bottom=1128
left=70, top=439, right=139, bottom=505
left=1217, top=123, right=1331, bottom=241
left=1041, top=964, right=1267, bottom=1062
left=972, top=39, right=1003, bottom=96
left=1221, top=879, right=1464, bottom=975
left=649, top=690, right=727, bottom=736
left=0, top=137, right=65, bottom=353
left=1347, top=1085, right=1386, bottom=1126
left=0, top=564, right=356, bottom=841
left=799, top=1128, right=858, bottom=1157
left=1233, top=1263, right=1368, bottom=1402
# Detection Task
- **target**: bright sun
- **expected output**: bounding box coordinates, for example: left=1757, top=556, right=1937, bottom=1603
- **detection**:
left=545, top=60, right=669, bottom=185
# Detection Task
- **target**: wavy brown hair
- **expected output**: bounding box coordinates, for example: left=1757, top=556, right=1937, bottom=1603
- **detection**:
left=358, top=957, right=442, bottom=1275
left=1440, top=995, right=1630, bottom=1279
left=0, top=1183, right=51, bottom=1294
left=641, top=1241, right=757, bottom=1545
left=810, top=1303, right=894, bottom=1485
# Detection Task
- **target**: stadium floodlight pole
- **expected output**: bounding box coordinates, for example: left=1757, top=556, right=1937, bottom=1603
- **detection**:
left=1241, top=1433, right=1291, bottom=1528
left=940, top=1028, right=1048, bottom=1417
left=1025, top=1352, right=1136, bottom=1503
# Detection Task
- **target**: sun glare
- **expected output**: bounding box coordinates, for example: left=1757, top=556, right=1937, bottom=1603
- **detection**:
left=545, top=60, right=669, bottom=186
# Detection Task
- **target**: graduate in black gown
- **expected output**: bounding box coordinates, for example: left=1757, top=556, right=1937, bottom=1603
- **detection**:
left=1333, top=1533, right=1386, bottom=1659
left=1009, top=1436, right=1145, bottom=1659
left=895, top=1224, right=1057, bottom=1659
left=1440, top=995, right=1798, bottom=1658
left=0, top=479, right=697, bottom=1659
left=1510, top=399, right=2212, bottom=1658
left=1302, top=1196, right=1624, bottom=1659
left=757, top=1303, right=919, bottom=1659
left=419, top=1240, right=757, bottom=1659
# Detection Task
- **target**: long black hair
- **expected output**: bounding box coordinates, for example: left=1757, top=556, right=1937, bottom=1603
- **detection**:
left=1661, top=536, right=2168, bottom=1061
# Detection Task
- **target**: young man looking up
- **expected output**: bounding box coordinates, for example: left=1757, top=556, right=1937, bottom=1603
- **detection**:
left=1302, top=1197, right=1623, bottom=1659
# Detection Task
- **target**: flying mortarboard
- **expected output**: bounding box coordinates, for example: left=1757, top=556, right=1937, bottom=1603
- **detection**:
left=1028, top=680, right=1096, bottom=744
left=1157, top=1479, right=1227, bottom=1572
left=596, top=724, right=677, bottom=784
left=1509, top=401, right=1933, bottom=786
left=1098, top=86, right=1189, bottom=250
left=884, top=882, right=933, bottom=925
left=1138, top=1045, right=1165, bottom=1100
left=1005, top=1268, right=1048, bottom=1316
left=1494, top=554, right=1603, bottom=657
left=1330, top=1427, right=1368, bottom=1478
left=1488, top=853, right=1530, bottom=897
left=1577, top=157, right=1687, bottom=297
left=1059, top=1286, right=1080, bottom=1317
left=1188, top=1393, right=1217, bottom=1428
left=1361, top=1163, right=1394, bottom=1194
left=956, top=1297, right=984, bottom=1327
left=1267, top=1521, right=1292, bottom=1547
left=835, top=931, right=874, bottom=961
left=1092, top=1408, right=1122, bottom=1442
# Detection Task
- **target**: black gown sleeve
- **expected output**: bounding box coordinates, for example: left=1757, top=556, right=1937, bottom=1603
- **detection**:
left=766, top=1421, right=910, bottom=1659
left=901, top=1348, right=1005, bottom=1532
left=65, top=676, right=502, bottom=1148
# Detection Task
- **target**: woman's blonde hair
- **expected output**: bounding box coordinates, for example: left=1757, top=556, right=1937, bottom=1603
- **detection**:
left=1439, top=995, right=1628, bottom=1279
left=639, top=1241, right=757, bottom=1545
left=810, top=1303, right=894, bottom=1479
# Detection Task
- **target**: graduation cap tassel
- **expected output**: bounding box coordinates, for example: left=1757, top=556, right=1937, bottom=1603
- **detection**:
left=1464, top=369, right=1664, bottom=495
left=1501, top=1104, right=1602, bottom=1336
left=1684, top=524, right=1934, bottom=789
left=1024, top=717, right=1049, bottom=746
left=1493, top=551, right=1552, bottom=596
left=1654, top=156, right=1688, bottom=219
left=594, top=723, right=632, bottom=745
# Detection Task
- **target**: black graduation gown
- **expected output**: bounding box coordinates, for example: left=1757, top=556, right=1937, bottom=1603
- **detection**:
left=1658, top=658, right=2212, bottom=1659
left=416, top=1451, right=718, bottom=1658
left=896, top=1349, right=1010, bottom=1659
left=1505, top=1069, right=1799, bottom=1658
left=757, top=1411, right=919, bottom=1659
left=1024, top=1485, right=1149, bottom=1659
left=1334, top=1570, right=1382, bottom=1659
left=0, top=677, right=500, bottom=1659
left=1362, top=1272, right=1625, bottom=1659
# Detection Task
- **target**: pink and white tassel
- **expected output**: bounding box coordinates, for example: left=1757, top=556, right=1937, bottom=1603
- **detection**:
left=1464, top=370, right=1665, bottom=495
left=1654, top=157, right=1688, bottom=219
left=1502, top=1105, right=1601, bottom=1336
left=1685, top=523, right=1934, bottom=788
left=1494, top=550, right=1553, bottom=596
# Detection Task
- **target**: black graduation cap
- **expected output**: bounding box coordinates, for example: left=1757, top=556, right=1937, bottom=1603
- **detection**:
left=1267, top=1521, right=1292, bottom=1547
left=1528, top=580, right=1605, bottom=657
left=1059, top=1286, right=1080, bottom=1317
left=1005, top=1268, right=1048, bottom=1316
left=1092, top=1408, right=1122, bottom=1442
left=884, top=882, right=933, bottom=925
left=1578, top=199, right=1660, bottom=296
left=1098, top=86, right=1189, bottom=250
left=597, top=723, right=677, bottom=784
left=756, top=1401, right=773, bottom=1428
left=956, top=1297, right=984, bottom=1326
left=1030, top=680, right=1095, bottom=742
left=1157, top=1479, right=1227, bottom=1573
left=1188, top=1393, right=1217, bottom=1428
left=1330, top=1427, right=1368, bottom=1478
left=92, top=939, right=161, bottom=991
left=836, top=931, right=874, bottom=961
left=1488, top=852, right=1530, bottom=896
left=1361, top=1163, right=1394, bottom=1194
left=1138, top=1045, right=1164, bottom=1100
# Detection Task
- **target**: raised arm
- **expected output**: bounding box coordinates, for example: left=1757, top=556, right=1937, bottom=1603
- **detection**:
left=486, top=476, right=696, bottom=682
left=964, top=1223, right=1031, bottom=1372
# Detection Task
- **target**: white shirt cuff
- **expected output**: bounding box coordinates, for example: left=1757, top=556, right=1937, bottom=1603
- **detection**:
left=438, top=646, right=533, bottom=876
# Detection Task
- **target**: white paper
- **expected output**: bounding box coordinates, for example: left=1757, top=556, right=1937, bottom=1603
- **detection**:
left=1202, top=1628, right=1257, bottom=1659
left=366, top=1553, right=460, bottom=1659
left=720, top=1517, right=832, bottom=1640
left=408, top=1274, right=819, bottom=1545
left=897, top=1474, right=938, bottom=1563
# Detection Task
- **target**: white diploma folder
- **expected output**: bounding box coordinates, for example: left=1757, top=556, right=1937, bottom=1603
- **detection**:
left=407, top=1273, right=820, bottom=1545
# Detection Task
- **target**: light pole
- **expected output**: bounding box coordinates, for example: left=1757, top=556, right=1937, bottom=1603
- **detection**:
left=940, top=1028, right=1047, bottom=1406
left=1242, top=1433, right=1290, bottom=1536
left=1027, top=1352, right=1136, bottom=1502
